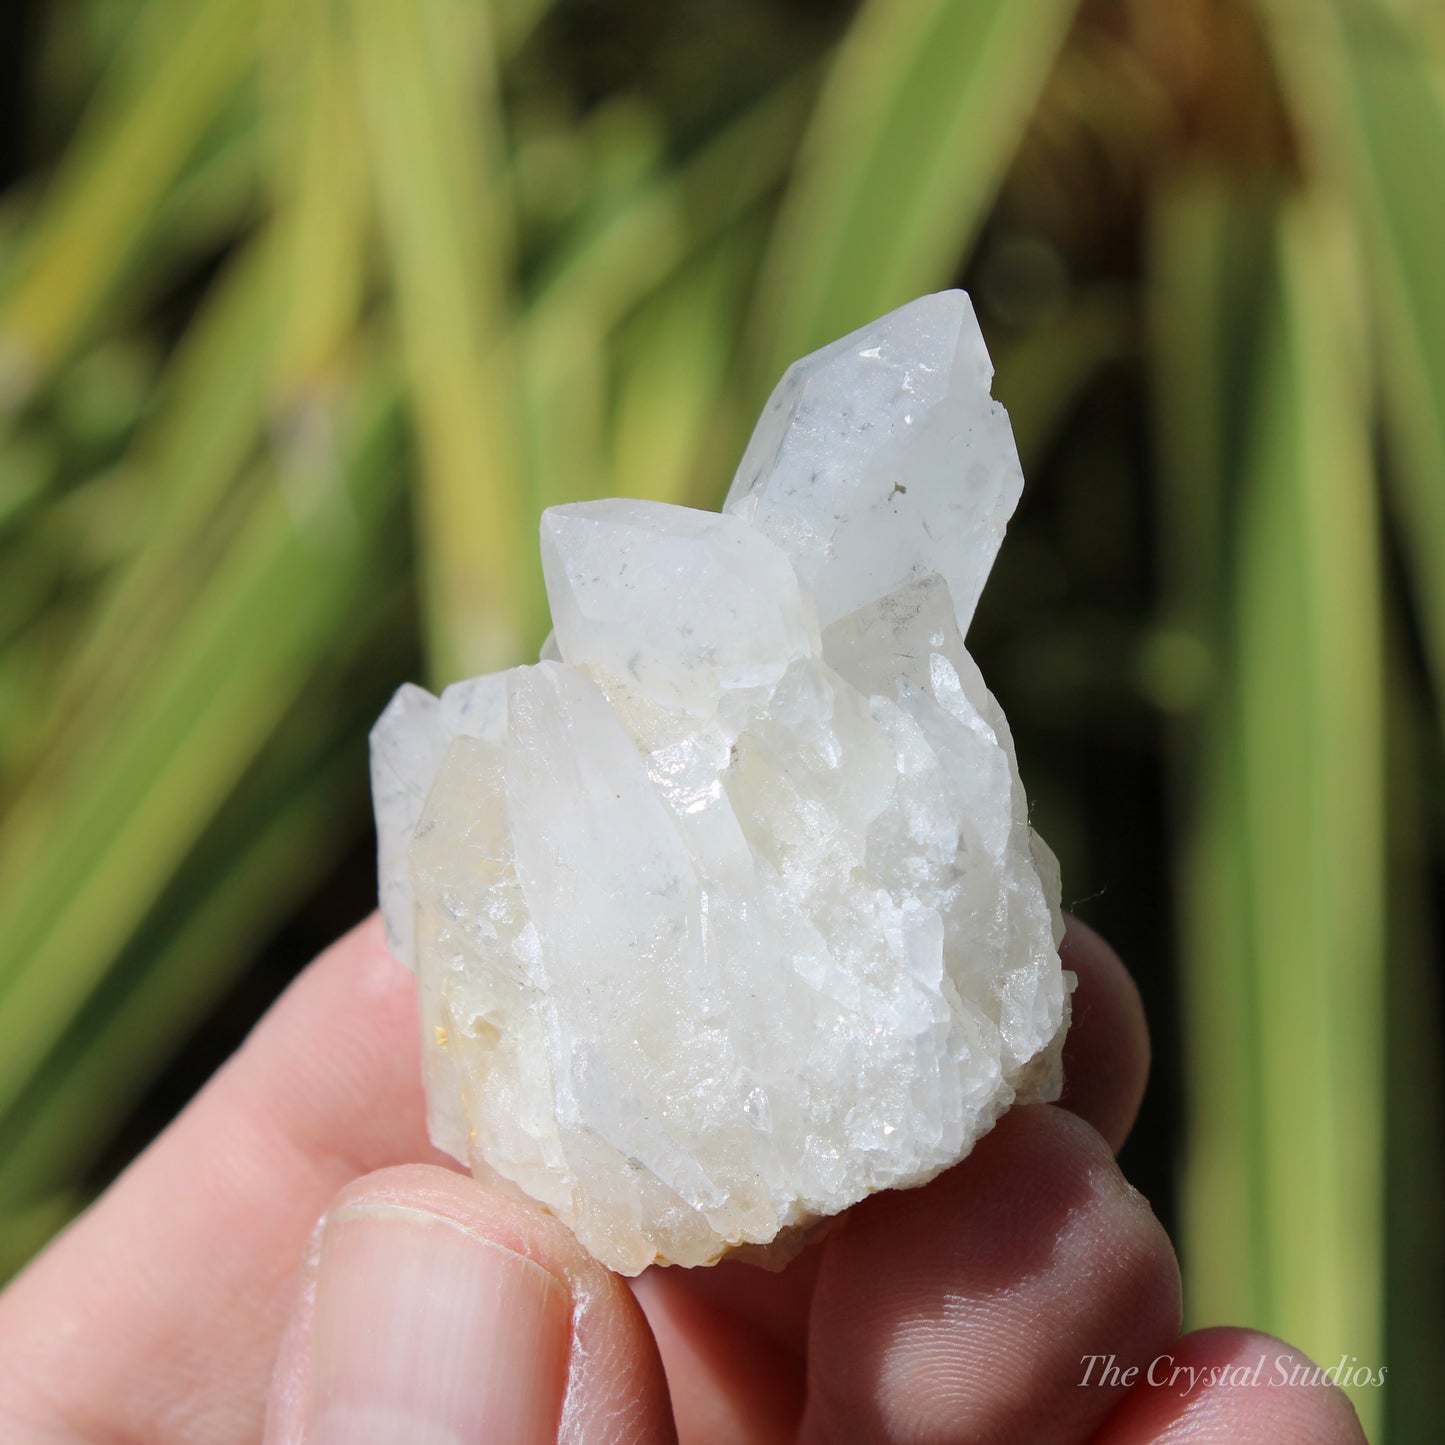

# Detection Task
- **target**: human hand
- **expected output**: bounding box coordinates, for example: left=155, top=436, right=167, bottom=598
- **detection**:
left=0, top=915, right=1366, bottom=1443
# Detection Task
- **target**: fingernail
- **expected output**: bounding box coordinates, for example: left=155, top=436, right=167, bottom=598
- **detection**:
left=307, top=1201, right=571, bottom=1445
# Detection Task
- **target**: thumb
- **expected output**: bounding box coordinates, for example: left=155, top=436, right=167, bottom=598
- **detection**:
left=263, top=1164, right=676, bottom=1445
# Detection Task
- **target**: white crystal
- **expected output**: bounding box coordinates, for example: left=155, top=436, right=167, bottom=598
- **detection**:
left=540, top=499, right=820, bottom=716
left=372, top=291, right=1072, bottom=1275
left=370, top=674, right=507, bottom=966
left=724, top=289, right=1023, bottom=636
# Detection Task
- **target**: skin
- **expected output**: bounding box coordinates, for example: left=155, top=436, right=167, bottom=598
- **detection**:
left=0, top=914, right=1367, bottom=1444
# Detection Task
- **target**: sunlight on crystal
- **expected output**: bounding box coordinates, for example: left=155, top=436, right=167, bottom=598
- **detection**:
left=370, top=291, right=1073, bottom=1275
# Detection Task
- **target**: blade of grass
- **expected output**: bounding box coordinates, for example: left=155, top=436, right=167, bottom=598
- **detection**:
left=0, top=1195, right=83, bottom=1287
left=748, top=0, right=1079, bottom=386
left=526, top=73, right=812, bottom=335
left=1264, top=0, right=1445, bottom=747
left=607, top=245, right=743, bottom=508
left=1148, top=179, right=1387, bottom=1439
left=1381, top=632, right=1445, bottom=1444
left=145, top=105, right=263, bottom=266
left=0, top=429, right=57, bottom=536
left=493, top=0, right=557, bottom=57
left=347, top=0, right=532, bottom=680
left=0, top=739, right=361, bottom=1211
left=263, top=0, right=369, bottom=404
left=1261, top=16, right=1445, bottom=1431
left=0, top=568, right=410, bottom=1215
left=0, top=616, right=409, bottom=1294
left=0, top=354, right=405, bottom=1121
left=2, top=236, right=280, bottom=784
left=0, top=0, right=261, bottom=395
left=0, top=624, right=59, bottom=788
left=29, top=16, right=375, bottom=775
left=1233, top=192, right=1384, bottom=1433
left=519, top=320, right=607, bottom=515
left=1148, top=170, right=1277, bottom=1330
left=518, top=76, right=811, bottom=517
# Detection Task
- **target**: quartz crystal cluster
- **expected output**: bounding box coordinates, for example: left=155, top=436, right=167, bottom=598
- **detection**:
left=371, top=291, right=1072, bottom=1275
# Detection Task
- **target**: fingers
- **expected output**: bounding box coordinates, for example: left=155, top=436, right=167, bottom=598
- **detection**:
left=1092, top=1326, right=1368, bottom=1444
left=0, top=917, right=677, bottom=1445
left=634, top=913, right=1153, bottom=1444
left=0, top=904, right=1156, bottom=1445
left=630, top=1251, right=815, bottom=1445
left=265, top=1164, right=676, bottom=1445
left=1056, top=915, right=1150, bottom=1153
left=799, top=1104, right=1181, bottom=1445
left=0, top=915, right=445, bottom=1444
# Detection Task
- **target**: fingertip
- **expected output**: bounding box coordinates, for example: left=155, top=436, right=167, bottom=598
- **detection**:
left=1092, top=1325, right=1370, bottom=1444
left=1057, top=914, right=1151, bottom=1153
left=801, top=1105, right=1181, bottom=1445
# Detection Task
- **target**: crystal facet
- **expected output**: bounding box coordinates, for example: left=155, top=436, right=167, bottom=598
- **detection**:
left=371, top=291, right=1073, bottom=1275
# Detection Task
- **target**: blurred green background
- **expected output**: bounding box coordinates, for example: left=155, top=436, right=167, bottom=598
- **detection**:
left=0, top=0, right=1441, bottom=1437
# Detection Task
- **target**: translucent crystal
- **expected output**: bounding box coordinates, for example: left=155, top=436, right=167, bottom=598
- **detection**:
left=372, top=291, right=1072, bottom=1275
left=724, top=289, right=1023, bottom=635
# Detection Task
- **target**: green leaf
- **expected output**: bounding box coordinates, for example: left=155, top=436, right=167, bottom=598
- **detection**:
left=347, top=0, right=533, bottom=680
left=1147, top=170, right=1277, bottom=1329
left=1380, top=637, right=1445, bottom=1445
left=519, top=79, right=810, bottom=514
left=1152, top=178, right=1386, bottom=1437
left=6, top=238, right=279, bottom=782
left=0, top=356, right=405, bottom=1122
left=263, top=0, right=371, bottom=403
left=607, top=247, right=744, bottom=508
left=0, top=739, right=360, bottom=1211
left=1239, top=194, right=1383, bottom=1407
left=748, top=0, right=1078, bottom=386
left=0, top=0, right=260, bottom=391
left=1265, top=0, right=1445, bottom=746
left=0, top=1194, right=82, bottom=1287
left=0, top=551, right=409, bottom=1215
